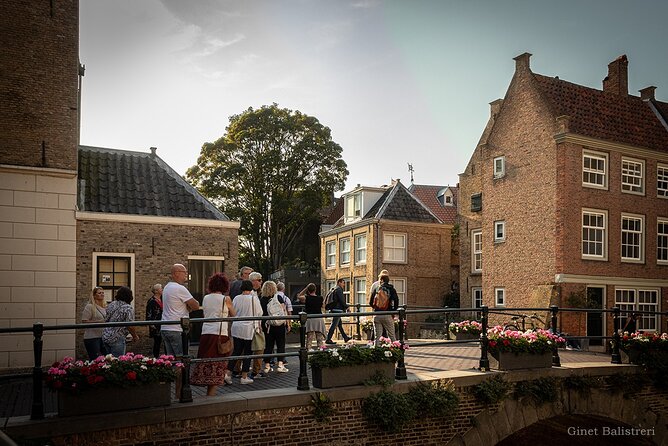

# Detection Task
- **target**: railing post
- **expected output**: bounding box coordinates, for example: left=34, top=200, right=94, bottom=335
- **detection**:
left=179, top=317, right=193, bottom=402
left=550, top=305, right=561, bottom=367
left=355, top=303, right=361, bottom=340
left=402, top=304, right=409, bottom=342
left=445, top=307, right=451, bottom=340
left=297, top=311, right=310, bottom=390
left=611, top=307, right=622, bottom=364
left=479, top=306, right=489, bottom=371
left=395, top=307, right=407, bottom=380
left=31, top=323, right=44, bottom=420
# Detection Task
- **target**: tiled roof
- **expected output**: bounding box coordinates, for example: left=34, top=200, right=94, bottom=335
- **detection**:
left=78, top=146, right=229, bottom=220
left=534, top=74, right=668, bottom=153
left=408, top=184, right=458, bottom=224
left=323, top=196, right=344, bottom=225
left=367, top=181, right=441, bottom=224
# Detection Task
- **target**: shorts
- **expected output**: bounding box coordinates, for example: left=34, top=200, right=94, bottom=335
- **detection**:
left=161, top=330, right=184, bottom=356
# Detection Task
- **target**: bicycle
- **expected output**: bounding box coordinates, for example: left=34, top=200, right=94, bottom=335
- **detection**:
left=503, top=313, right=547, bottom=331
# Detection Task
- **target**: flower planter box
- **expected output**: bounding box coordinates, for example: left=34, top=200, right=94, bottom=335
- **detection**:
left=311, top=362, right=395, bottom=389
left=453, top=332, right=480, bottom=341
left=490, top=351, right=552, bottom=371
left=620, top=349, right=642, bottom=365
left=58, top=382, right=171, bottom=417
left=286, top=332, right=301, bottom=345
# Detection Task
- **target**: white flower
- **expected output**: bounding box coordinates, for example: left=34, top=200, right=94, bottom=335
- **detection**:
left=384, top=351, right=392, bottom=357
left=140, top=365, right=147, bottom=370
left=331, top=350, right=339, bottom=357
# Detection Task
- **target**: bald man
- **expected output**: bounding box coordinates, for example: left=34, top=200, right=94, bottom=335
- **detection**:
left=160, top=263, right=200, bottom=356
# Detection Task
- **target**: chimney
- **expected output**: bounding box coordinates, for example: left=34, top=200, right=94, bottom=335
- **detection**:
left=150, top=147, right=157, bottom=156
left=639, top=86, right=656, bottom=101
left=602, top=55, right=628, bottom=96
left=513, top=52, right=532, bottom=72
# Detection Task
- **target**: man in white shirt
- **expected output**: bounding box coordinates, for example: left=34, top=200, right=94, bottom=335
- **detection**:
left=160, top=263, right=200, bottom=357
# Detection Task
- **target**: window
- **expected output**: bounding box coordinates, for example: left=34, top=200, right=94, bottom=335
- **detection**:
left=93, top=253, right=134, bottom=305
left=621, top=157, right=644, bottom=194
left=494, top=221, right=505, bottom=242
left=582, top=151, right=608, bottom=189
left=658, top=219, right=668, bottom=264
left=325, top=241, right=336, bottom=268
left=383, top=232, right=406, bottom=263
left=324, top=280, right=336, bottom=296
left=342, top=278, right=351, bottom=304
left=345, top=193, right=362, bottom=223
left=354, top=278, right=366, bottom=307
left=621, top=214, right=644, bottom=262
left=354, top=233, right=367, bottom=264
left=390, top=278, right=406, bottom=306
left=615, top=288, right=659, bottom=332
left=493, top=156, right=505, bottom=178
left=471, top=193, right=482, bottom=212
left=472, top=230, right=482, bottom=272
left=472, top=287, right=483, bottom=309
left=658, top=164, right=668, bottom=198
left=495, top=288, right=505, bottom=307
left=582, top=209, right=607, bottom=260
left=339, top=237, right=351, bottom=265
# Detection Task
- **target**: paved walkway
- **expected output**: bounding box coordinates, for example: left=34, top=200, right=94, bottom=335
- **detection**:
left=0, top=340, right=613, bottom=419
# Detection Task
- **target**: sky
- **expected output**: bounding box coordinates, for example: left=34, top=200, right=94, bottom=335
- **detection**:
left=79, top=0, right=668, bottom=194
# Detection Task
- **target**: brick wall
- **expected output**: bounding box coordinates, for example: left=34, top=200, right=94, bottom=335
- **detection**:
left=75, top=219, right=239, bottom=358
left=0, top=0, right=79, bottom=170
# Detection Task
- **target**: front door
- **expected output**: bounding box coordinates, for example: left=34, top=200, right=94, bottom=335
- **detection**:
left=586, top=286, right=604, bottom=346
left=188, top=258, right=224, bottom=343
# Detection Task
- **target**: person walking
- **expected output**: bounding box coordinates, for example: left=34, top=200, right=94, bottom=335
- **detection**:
left=369, top=270, right=399, bottom=345
left=298, top=283, right=326, bottom=351
left=81, top=287, right=107, bottom=360
left=102, top=286, right=139, bottom=357
left=231, top=280, right=263, bottom=384
left=145, top=283, right=163, bottom=357
left=325, top=278, right=351, bottom=345
left=260, top=280, right=289, bottom=374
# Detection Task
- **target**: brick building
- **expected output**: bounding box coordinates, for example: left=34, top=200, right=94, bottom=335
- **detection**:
left=319, top=180, right=453, bottom=335
left=459, top=53, right=668, bottom=341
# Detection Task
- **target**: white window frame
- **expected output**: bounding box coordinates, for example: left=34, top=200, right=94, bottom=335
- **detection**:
left=345, top=192, right=362, bottom=223
left=325, top=241, right=336, bottom=268
left=621, top=213, right=644, bottom=263
left=472, top=229, right=482, bottom=272
left=339, top=237, right=351, bottom=266
left=92, top=252, right=135, bottom=307
left=494, top=220, right=506, bottom=243
left=582, top=209, right=608, bottom=261
left=383, top=232, right=407, bottom=263
left=495, top=288, right=505, bottom=307
left=658, top=164, right=668, bottom=198
left=354, top=278, right=366, bottom=307
left=390, top=277, right=406, bottom=307
left=582, top=150, right=608, bottom=189
left=615, top=288, right=660, bottom=332
left=621, top=157, right=645, bottom=195
left=493, top=156, right=505, bottom=178
left=472, top=287, right=483, bottom=309
left=354, top=233, right=367, bottom=265
left=341, top=278, right=351, bottom=305
left=658, top=218, right=668, bottom=265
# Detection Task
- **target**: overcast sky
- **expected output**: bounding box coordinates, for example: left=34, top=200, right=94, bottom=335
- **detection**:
left=79, top=0, right=668, bottom=193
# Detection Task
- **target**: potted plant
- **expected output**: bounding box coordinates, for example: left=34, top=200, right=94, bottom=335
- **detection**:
left=308, top=337, right=407, bottom=388
left=618, top=332, right=668, bottom=365
left=448, top=320, right=482, bottom=341
left=286, top=320, right=301, bottom=344
left=486, top=326, right=565, bottom=371
left=46, top=353, right=182, bottom=416
left=360, top=318, right=374, bottom=340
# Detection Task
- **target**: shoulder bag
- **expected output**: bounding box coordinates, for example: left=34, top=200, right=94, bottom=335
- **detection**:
left=217, top=296, right=233, bottom=355
left=251, top=295, right=265, bottom=351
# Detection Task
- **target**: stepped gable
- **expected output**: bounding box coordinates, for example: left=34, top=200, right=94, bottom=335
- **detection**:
left=78, top=145, right=229, bottom=220
left=533, top=74, right=668, bottom=153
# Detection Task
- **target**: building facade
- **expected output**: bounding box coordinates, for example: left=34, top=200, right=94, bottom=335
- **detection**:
left=460, top=53, right=668, bottom=340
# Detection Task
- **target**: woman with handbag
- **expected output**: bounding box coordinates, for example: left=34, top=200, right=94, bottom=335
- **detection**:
left=231, top=279, right=263, bottom=385
left=191, top=273, right=236, bottom=396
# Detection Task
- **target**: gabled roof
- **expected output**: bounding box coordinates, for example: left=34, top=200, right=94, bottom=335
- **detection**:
left=78, top=145, right=229, bottom=220
left=322, top=196, right=344, bottom=225
left=533, top=74, right=668, bottom=153
left=366, top=181, right=442, bottom=224
left=408, top=184, right=458, bottom=224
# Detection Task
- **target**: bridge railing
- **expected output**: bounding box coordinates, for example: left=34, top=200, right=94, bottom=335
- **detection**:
left=1, top=305, right=666, bottom=420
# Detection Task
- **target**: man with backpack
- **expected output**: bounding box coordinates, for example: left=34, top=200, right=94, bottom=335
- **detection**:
left=325, top=278, right=351, bottom=345
left=369, top=270, right=399, bottom=345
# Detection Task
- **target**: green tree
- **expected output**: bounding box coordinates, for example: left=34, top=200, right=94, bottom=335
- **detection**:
left=186, top=104, right=348, bottom=276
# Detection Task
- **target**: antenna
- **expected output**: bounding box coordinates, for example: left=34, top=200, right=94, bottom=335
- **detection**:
left=407, top=163, right=414, bottom=183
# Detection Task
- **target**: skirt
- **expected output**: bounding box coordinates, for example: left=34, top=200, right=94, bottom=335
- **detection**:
left=191, top=334, right=229, bottom=386
left=305, top=317, right=325, bottom=335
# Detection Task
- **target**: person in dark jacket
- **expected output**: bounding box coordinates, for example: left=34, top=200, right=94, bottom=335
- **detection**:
left=368, top=271, right=399, bottom=345
left=325, top=278, right=351, bottom=344
left=145, top=283, right=163, bottom=357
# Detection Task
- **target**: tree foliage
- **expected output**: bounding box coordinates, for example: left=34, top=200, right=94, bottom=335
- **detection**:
left=186, top=104, right=348, bottom=275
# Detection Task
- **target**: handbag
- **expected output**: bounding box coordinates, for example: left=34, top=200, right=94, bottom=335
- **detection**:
left=217, top=296, right=233, bottom=355
left=251, top=295, right=266, bottom=351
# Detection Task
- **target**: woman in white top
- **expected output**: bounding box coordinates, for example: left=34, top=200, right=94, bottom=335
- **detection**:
left=231, top=280, right=263, bottom=384
left=191, top=273, right=236, bottom=396
left=81, top=287, right=107, bottom=360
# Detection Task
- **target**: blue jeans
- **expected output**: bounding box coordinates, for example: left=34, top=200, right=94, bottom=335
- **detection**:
left=161, top=330, right=184, bottom=356
left=326, top=309, right=350, bottom=342
left=84, top=338, right=106, bottom=360
left=104, top=339, right=126, bottom=357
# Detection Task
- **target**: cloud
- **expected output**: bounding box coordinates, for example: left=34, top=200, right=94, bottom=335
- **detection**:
left=193, top=34, right=246, bottom=57
left=351, top=0, right=382, bottom=8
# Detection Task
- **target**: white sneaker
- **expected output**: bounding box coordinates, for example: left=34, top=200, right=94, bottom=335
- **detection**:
left=240, top=377, right=254, bottom=385
left=276, top=366, right=289, bottom=373
left=224, top=374, right=233, bottom=385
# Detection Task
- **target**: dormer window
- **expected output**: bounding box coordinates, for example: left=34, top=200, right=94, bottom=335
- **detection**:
left=345, top=192, right=362, bottom=223
left=493, top=156, right=505, bottom=178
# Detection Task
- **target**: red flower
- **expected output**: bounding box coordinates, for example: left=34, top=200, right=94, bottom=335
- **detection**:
left=126, top=371, right=137, bottom=380
left=489, top=341, right=497, bottom=347
left=95, top=375, right=105, bottom=383
left=503, top=339, right=510, bottom=346
left=86, top=375, right=97, bottom=385
left=81, top=366, right=90, bottom=376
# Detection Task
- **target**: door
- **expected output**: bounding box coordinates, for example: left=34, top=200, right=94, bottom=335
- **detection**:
left=188, top=258, right=224, bottom=343
left=586, top=286, right=604, bottom=346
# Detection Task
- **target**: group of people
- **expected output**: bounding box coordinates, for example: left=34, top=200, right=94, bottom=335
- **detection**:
left=80, top=263, right=401, bottom=397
